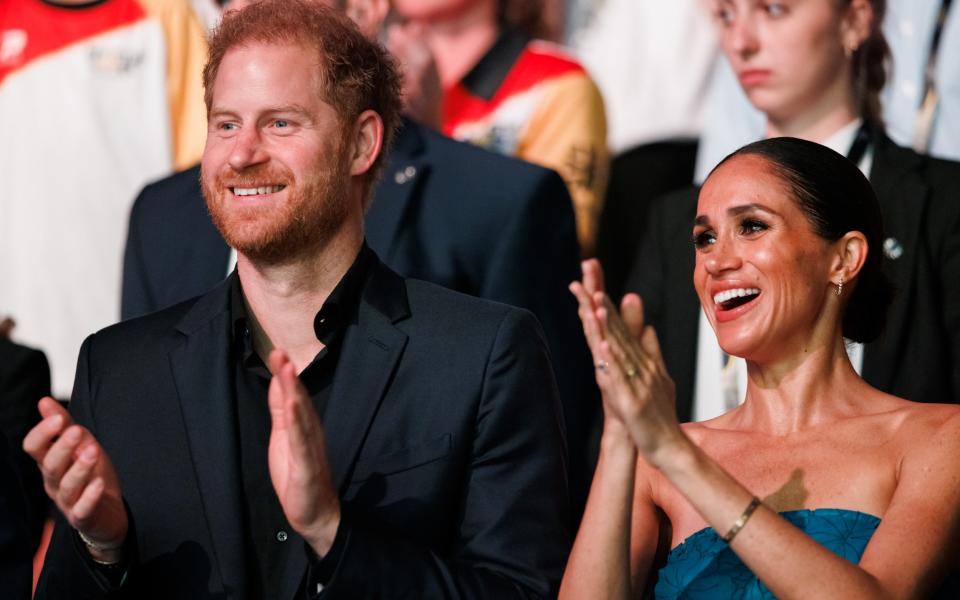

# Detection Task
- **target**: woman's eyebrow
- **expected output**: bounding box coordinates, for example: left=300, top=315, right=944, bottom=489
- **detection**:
left=727, top=202, right=776, bottom=217
left=695, top=202, right=780, bottom=226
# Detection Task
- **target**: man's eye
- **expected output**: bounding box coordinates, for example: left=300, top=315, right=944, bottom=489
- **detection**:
left=715, top=7, right=734, bottom=25
left=693, top=230, right=716, bottom=249
left=219, top=122, right=237, bottom=131
left=273, top=120, right=290, bottom=128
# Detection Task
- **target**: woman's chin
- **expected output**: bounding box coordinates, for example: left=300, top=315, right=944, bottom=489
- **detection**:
left=716, top=329, right=771, bottom=363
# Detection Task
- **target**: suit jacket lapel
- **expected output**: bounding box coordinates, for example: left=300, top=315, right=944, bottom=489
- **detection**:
left=862, top=135, right=928, bottom=390
left=365, top=120, right=430, bottom=265
left=168, top=277, right=248, bottom=599
left=324, top=262, right=410, bottom=490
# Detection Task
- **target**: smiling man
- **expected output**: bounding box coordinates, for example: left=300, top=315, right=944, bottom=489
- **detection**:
left=26, top=2, right=570, bottom=598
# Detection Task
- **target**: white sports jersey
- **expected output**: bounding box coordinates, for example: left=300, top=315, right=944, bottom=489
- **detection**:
left=0, top=0, right=207, bottom=396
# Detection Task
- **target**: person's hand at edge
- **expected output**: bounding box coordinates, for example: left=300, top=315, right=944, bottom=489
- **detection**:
left=23, top=397, right=128, bottom=563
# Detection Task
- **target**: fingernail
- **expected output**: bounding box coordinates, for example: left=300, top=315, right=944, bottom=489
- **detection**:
left=80, top=445, right=97, bottom=463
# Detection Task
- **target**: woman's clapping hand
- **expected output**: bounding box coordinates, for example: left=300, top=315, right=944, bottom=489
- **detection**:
left=571, top=260, right=684, bottom=467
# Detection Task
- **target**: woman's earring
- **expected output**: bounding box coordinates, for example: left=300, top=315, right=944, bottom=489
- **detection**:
left=844, top=42, right=858, bottom=60
left=836, top=276, right=844, bottom=297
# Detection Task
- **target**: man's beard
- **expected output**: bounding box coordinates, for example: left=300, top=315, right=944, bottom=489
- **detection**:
left=202, top=155, right=351, bottom=265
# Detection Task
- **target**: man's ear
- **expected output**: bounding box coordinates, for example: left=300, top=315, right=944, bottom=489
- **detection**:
left=348, top=109, right=384, bottom=177
left=346, top=0, right=390, bottom=38
left=830, top=231, right=868, bottom=290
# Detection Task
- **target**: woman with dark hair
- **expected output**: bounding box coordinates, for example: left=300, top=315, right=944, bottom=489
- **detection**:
left=560, top=137, right=960, bottom=598
left=623, top=0, right=960, bottom=425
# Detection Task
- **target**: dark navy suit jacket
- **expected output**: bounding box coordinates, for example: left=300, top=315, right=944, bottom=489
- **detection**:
left=39, top=257, right=571, bottom=599
left=121, top=120, right=600, bottom=514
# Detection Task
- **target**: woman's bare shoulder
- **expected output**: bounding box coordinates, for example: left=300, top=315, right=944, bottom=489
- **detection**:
left=678, top=414, right=745, bottom=445
left=882, top=396, right=960, bottom=433
left=875, top=398, right=960, bottom=473
left=679, top=419, right=722, bottom=440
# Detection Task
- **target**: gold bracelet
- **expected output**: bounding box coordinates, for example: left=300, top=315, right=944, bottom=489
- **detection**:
left=722, top=496, right=761, bottom=543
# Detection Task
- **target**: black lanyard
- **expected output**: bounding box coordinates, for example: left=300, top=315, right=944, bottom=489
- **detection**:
left=846, top=121, right=871, bottom=166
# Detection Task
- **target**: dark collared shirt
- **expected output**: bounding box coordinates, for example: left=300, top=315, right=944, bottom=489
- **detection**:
left=230, top=245, right=373, bottom=599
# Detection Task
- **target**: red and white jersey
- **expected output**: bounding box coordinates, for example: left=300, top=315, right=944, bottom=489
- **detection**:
left=0, top=0, right=207, bottom=396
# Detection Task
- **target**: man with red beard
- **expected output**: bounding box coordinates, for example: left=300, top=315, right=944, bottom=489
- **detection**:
left=25, top=2, right=570, bottom=598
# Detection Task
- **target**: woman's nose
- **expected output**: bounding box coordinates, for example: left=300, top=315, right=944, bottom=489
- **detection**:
left=703, top=237, right=743, bottom=275
left=728, top=13, right=760, bottom=57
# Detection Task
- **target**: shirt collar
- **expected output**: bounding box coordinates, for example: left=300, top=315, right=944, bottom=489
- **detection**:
left=820, top=118, right=863, bottom=157
left=459, top=27, right=529, bottom=101
left=230, top=243, right=374, bottom=348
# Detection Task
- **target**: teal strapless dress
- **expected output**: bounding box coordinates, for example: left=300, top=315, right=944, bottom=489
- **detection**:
left=654, top=508, right=880, bottom=599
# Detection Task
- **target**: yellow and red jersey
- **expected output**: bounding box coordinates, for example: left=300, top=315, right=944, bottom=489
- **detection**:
left=443, top=29, right=608, bottom=255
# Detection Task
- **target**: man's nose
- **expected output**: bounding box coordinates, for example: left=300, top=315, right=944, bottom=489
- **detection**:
left=228, top=127, right=268, bottom=171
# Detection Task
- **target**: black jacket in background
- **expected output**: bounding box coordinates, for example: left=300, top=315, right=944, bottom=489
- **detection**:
left=0, top=428, right=32, bottom=600
left=0, top=337, right=51, bottom=551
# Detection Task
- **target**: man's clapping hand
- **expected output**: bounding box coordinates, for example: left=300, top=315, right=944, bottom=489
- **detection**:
left=23, top=397, right=128, bottom=563
left=267, top=350, right=341, bottom=557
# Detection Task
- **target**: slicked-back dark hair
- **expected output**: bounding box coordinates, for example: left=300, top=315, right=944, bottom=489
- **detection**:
left=711, top=137, right=894, bottom=343
left=203, top=0, right=402, bottom=202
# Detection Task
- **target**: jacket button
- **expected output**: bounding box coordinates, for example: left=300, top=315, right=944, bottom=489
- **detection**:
left=276, top=530, right=288, bottom=542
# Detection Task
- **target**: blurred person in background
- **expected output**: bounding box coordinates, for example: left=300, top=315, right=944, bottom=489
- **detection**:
left=625, top=0, right=960, bottom=428
left=0, top=0, right=208, bottom=398
left=391, top=0, right=609, bottom=255
left=0, top=328, right=51, bottom=555
left=0, top=429, right=32, bottom=600
left=695, top=0, right=960, bottom=180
